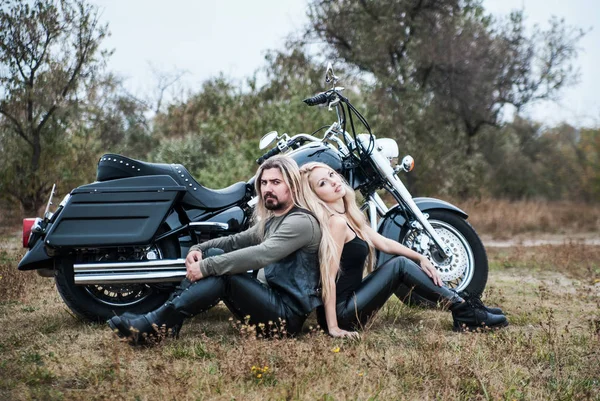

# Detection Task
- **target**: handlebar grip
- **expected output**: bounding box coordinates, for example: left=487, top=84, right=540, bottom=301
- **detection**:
left=256, top=146, right=282, bottom=165
left=303, top=92, right=330, bottom=106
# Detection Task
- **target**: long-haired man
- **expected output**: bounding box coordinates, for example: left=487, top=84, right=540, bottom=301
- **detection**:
left=108, top=156, right=322, bottom=343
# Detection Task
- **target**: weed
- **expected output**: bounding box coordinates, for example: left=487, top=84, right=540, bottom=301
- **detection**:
left=454, top=198, right=600, bottom=237
left=25, top=366, right=56, bottom=386
left=0, top=216, right=599, bottom=399
left=21, top=350, right=44, bottom=366
left=165, top=339, right=214, bottom=360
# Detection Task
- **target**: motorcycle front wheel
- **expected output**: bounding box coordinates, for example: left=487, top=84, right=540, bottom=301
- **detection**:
left=54, top=236, right=179, bottom=322
left=394, top=210, right=488, bottom=307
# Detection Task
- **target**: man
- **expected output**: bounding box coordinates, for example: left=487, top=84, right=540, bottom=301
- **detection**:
left=108, top=155, right=322, bottom=343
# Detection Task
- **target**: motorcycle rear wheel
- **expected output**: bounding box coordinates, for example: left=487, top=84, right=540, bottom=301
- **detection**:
left=54, top=237, right=179, bottom=322
left=394, top=210, right=488, bottom=307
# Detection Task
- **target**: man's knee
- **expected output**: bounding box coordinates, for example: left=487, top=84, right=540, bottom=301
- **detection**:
left=204, top=248, right=225, bottom=258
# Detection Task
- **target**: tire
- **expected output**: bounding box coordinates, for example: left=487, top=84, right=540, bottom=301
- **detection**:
left=393, top=210, right=488, bottom=307
left=54, top=236, right=180, bottom=322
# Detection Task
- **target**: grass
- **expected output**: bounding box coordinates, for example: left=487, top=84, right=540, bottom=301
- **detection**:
left=1, top=201, right=599, bottom=400
left=454, top=198, right=600, bottom=238
left=375, top=197, right=600, bottom=238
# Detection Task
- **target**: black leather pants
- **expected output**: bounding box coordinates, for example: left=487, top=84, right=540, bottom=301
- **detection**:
left=317, top=256, right=461, bottom=331
left=176, top=274, right=306, bottom=336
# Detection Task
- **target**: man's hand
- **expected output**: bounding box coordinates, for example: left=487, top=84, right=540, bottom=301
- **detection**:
left=186, top=250, right=202, bottom=267
left=185, top=250, right=204, bottom=282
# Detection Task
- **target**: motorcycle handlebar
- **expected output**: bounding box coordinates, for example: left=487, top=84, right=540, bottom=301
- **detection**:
left=256, top=146, right=282, bottom=165
left=303, top=92, right=331, bottom=106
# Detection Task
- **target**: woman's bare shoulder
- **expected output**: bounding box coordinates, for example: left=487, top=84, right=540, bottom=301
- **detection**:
left=328, top=214, right=348, bottom=232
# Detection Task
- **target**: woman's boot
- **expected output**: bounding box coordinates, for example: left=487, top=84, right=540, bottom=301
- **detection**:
left=451, top=298, right=508, bottom=332
left=459, top=291, right=504, bottom=315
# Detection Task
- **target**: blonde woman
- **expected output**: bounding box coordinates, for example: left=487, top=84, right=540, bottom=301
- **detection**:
left=298, top=162, right=507, bottom=337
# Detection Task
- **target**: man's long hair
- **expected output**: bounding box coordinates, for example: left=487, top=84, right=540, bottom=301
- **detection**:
left=253, top=155, right=304, bottom=237
left=299, top=162, right=375, bottom=300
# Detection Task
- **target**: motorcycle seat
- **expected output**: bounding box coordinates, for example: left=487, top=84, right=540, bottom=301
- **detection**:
left=96, top=154, right=249, bottom=209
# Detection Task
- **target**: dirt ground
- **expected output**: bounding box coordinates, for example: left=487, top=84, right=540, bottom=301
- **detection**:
left=482, top=232, right=600, bottom=247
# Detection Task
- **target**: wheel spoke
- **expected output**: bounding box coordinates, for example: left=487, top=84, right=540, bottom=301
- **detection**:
left=404, top=219, right=474, bottom=293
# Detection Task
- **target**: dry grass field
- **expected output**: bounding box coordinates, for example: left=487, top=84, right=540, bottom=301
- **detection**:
left=455, top=198, right=600, bottom=238
left=1, top=200, right=599, bottom=400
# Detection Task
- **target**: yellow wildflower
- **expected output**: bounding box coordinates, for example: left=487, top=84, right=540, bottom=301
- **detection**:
left=332, top=346, right=340, bottom=353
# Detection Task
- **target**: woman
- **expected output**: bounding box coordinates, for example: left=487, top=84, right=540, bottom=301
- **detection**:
left=298, top=162, right=507, bottom=337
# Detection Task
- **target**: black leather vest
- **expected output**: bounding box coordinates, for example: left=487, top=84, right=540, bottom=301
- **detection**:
left=263, top=208, right=322, bottom=316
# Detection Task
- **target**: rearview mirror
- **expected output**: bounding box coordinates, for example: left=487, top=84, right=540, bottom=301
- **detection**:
left=325, top=62, right=338, bottom=85
left=259, top=131, right=278, bottom=150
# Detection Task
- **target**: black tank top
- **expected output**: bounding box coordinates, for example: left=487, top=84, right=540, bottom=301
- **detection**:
left=335, top=226, right=369, bottom=302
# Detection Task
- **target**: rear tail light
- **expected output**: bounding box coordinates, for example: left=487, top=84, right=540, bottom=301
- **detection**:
left=22, top=218, right=37, bottom=248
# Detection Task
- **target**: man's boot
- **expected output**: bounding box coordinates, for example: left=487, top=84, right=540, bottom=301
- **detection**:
left=107, top=276, right=224, bottom=344
left=108, top=301, right=186, bottom=344
left=451, top=299, right=508, bottom=332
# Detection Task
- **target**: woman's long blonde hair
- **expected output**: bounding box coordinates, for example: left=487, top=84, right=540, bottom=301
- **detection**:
left=299, top=162, right=375, bottom=300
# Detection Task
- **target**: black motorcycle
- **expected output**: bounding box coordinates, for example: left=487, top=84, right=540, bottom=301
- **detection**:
left=19, top=64, right=488, bottom=321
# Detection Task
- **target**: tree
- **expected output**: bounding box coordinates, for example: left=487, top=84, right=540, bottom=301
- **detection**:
left=577, top=128, right=600, bottom=201
left=83, top=73, right=155, bottom=159
left=149, top=45, right=337, bottom=188
left=0, top=0, right=108, bottom=214
left=304, top=0, right=585, bottom=155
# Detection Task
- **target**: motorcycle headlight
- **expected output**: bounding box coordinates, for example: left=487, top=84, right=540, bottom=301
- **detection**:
left=375, top=138, right=399, bottom=163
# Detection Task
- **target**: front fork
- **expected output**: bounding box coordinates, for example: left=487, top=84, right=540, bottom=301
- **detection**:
left=363, top=191, right=450, bottom=257
left=361, top=193, right=388, bottom=230
left=357, top=136, right=453, bottom=258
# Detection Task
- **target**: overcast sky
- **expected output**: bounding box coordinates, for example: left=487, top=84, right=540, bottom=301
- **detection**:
left=91, top=0, right=600, bottom=128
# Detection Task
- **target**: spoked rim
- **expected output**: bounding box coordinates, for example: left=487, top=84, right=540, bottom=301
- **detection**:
left=429, top=219, right=475, bottom=292
left=83, top=284, right=156, bottom=307
left=82, top=245, right=163, bottom=307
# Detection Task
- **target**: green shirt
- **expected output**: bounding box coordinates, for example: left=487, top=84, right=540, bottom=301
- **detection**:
left=189, top=211, right=320, bottom=278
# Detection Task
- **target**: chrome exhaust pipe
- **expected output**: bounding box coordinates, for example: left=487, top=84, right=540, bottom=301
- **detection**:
left=73, top=258, right=187, bottom=285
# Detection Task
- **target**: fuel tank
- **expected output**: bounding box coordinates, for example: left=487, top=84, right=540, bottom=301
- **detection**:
left=288, top=143, right=343, bottom=172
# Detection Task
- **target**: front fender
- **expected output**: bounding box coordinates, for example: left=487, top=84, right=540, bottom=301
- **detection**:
left=412, top=197, right=467, bottom=218
left=377, top=197, right=467, bottom=244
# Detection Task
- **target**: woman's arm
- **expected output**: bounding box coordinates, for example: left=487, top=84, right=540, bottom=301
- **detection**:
left=363, top=225, right=443, bottom=286
left=323, top=216, right=360, bottom=338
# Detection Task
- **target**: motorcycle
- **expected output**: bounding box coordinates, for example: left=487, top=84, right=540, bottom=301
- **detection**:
left=257, top=64, right=488, bottom=307
left=18, top=63, right=487, bottom=321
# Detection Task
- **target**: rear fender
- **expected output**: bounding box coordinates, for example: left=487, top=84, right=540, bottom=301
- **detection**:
left=18, top=239, right=53, bottom=271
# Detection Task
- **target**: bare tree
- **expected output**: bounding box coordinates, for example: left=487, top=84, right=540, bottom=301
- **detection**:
left=305, top=0, right=585, bottom=154
left=147, top=63, right=188, bottom=114
left=0, top=0, right=108, bottom=214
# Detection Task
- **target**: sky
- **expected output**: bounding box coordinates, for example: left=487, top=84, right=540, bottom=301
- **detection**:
left=91, top=0, right=600, bottom=128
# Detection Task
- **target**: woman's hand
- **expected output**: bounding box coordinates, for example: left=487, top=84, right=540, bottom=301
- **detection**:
left=185, top=250, right=204, bottom=282
left=328, top=327, right=360, bottom=339
left=418, top=256, right=443, bottom=287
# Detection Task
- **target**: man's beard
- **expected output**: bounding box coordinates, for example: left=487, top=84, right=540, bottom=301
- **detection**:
left=263, top=194, right=288, bottom=211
